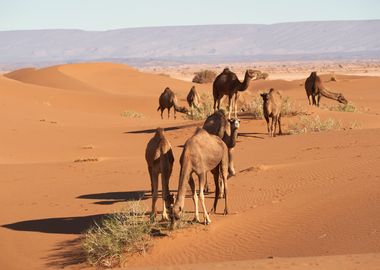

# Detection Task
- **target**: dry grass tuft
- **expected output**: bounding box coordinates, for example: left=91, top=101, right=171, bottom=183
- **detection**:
left=288, top=115, right=341, bottom=134
left=82, top=201, right=153, bottom=267
left=121, top=111, right=144, bottom=118
left=185, top=93, right=214, bottom=120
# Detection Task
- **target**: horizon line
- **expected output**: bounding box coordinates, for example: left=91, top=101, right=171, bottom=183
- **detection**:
left=1, top=19, right=379, bottom=32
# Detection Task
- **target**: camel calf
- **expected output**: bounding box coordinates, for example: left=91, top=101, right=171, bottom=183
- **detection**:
left=145, top=128, right=174, bottom=220
left=187, top=86, right=200, bottom=109
left=261, top=88, right=283, bottom=137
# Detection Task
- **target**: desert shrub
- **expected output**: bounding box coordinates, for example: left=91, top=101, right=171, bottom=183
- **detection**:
left=192, top=70, right=216, bottom=84
left=259, top=72, right=269, bottom=80
left=243, top=95, right=304, bottom=119
left=185, top=93, right=214, bottom=120
left=325, top=102, right=357, bottom=113
left=281, top=96, right=306, bottom=116
left=121, top=110, right=144, bottom=118
left=82, top=201, right=153, bottom=267
left=288, top=115, right=341, bottom=134
left=244, top=96, right=264, bottom=119
left=330, top=76, right=337, bottom=82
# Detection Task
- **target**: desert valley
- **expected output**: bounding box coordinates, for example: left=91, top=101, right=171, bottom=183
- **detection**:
left=0, top=60, right=380, bottom=269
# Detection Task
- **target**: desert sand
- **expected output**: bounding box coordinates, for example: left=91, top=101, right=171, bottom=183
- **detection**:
left=0, top=62, right=379, bottom=270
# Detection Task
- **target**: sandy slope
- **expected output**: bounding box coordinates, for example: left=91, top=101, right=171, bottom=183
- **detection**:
left=0, top=63, right=379, bottom=270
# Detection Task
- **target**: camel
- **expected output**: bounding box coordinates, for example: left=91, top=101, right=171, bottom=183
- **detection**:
left=145, top=128, right=174, bottom=220
left=261, top=88, right=283, bottom=137
left=203, top=110, right=239, bottom=195
left=170, top=128, right=229, bottom=227
left=213, top=68, right=261, bottom=119
left=305, top=71, right=348, bottom=106
left=157, top=87, right=188, bottom=119
left=186, top=86, right=200, bottom=109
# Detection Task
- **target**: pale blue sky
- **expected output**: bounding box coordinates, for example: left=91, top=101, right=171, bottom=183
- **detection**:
left=1, top=0, right=379, bottom=31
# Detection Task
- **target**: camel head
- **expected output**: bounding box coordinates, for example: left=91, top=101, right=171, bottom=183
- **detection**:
left=228, top=118, right=240, bottom=131
left=260, top=92, right=269, bottom=103
left=310, top=71, right=317, bottom=78
left=169, top=193, right=181, bottom=229
left=246, top=69, right=262, bottom=80
left=337, top=93, right=348, bottom=104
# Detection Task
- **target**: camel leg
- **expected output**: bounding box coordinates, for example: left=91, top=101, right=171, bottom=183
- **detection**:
left=174, top=107, right=176, bottom=119
left=167, top=107, right=170, bottom=119
left=273, top=115, right=278, bottom=137
left=210, top=167, right=220, bottom=214
left=317, top=93, right=321, bottom=107
left=307, top=94, right=312, bottom=105
left=312, top=94, right=317, bottom=106
left=188, top=175, right=200, bottom=223
left=161, top=170, right=170, bottom=221
left=270, top=116, right=275, bottom=137
left=228, top=148, right=236, bottom=177
left=278, top=114, right=283, bottom=135
left=204, top=172, right=209, bottom=194
left=219, top=175, right=224, bottom=199
left=149, top=168, right=159, bottom=220
left=228, top=96, right=233, bottom=119
left=213, top=98, right=218, bottom=112
left=198, top=173, right=211, bottom=225
left=160, top=108, right=164, bottom=119
left=265, top=116, right=270, bottom=134
left=234, top=93, right=239, bottom=119
left=220, top=155, right=229, bottom=215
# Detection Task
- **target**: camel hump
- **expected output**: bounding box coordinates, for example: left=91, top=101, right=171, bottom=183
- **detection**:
left=223, top=67, right=230, bottom=73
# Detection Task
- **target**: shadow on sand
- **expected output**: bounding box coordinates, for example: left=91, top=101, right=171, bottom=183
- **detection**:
left=125, top=122, right=200, bottom=134
left=44, top=238, right=86, bottom=269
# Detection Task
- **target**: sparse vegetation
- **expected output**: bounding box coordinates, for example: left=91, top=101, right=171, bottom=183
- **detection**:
left=121, top=110, right=144, bottom=118
left=325, top=102, right=357, bottom=113
left=82, top=201, right=153, bottom=267
left=243, top=95, right=305, bottom=119
left=288, top=115, right=342, bottom=134
left=192, top=70, right=216, bottom=84
left=259, top=72, right=269, bottom=80
left=185, top=93, right=214, bottom=120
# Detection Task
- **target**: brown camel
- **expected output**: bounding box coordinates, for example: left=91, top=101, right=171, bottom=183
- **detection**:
left=305, top=71, right=348, bottom=106
left=186, top=86, right=200, bottom=109
left=145, top=128, right=174, bottom=220
left=203, top=110, right=239, bottom=196
left=261, top=88, right=283, bottom=137
left=157, top=87, right=188, bottom=119
left=213, top=68, right=261, bottom=119
left=170, top=128, right=229, bottom=227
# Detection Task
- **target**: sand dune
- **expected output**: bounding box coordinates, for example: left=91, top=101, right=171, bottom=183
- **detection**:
left=0, top=63, right=379, bottom=270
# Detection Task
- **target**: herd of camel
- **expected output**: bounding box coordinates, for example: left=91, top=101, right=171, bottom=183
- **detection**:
left=148, top=69, right=348, bottom=228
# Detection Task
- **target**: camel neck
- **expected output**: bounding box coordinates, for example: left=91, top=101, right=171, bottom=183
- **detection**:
left=238, top=73, right=251, bottom=92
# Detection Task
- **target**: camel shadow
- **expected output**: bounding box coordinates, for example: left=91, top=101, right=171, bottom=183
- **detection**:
left=2, top=213, right=106, bottom=234
left=125, top=122, right=200, bottom=134
left=238, top=132, right=265, bottom=139
left=77, top=190, right=149, bottom=205
left=76, top=190, right=177, bottom=205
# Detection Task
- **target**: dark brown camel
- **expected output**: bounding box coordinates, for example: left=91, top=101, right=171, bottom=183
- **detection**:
left=261, top=88, right=283, bottom=137
left=170, top=128, right=229, bottom=228
left=213, top=68, right=261, bottom=119
left=157, top=87, right=188, bottom=119
left=186, top=86, right=200, bottom=109
left=145, top=128, right=174, bottom=220
left=305, top=72, right=348, bottom=106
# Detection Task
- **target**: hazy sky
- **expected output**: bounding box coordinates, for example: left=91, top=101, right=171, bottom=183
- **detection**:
left=1, top=0, right=379, bottom=31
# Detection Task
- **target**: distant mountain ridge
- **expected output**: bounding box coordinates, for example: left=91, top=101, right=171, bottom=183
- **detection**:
left=1, top=20, right=380, bottom=69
